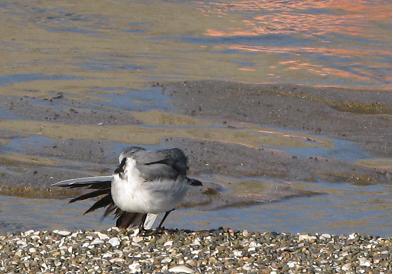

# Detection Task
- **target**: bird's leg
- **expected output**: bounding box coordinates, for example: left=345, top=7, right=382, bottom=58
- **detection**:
left=138, top=214, right=148, bottom=232
left=158, top=209, right=175, bottom=229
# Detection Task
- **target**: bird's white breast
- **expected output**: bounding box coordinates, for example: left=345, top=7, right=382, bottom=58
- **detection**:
left=111, top=158, right=188, bottom=214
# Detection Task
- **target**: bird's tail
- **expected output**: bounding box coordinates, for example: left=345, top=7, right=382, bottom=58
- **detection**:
left=52, top=176, right=156, bottom=229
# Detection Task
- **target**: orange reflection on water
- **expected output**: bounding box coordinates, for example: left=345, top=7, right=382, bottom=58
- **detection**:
left=200, top=0, right=391, bottom=40
left=197, top=0, right=391, bottom=88
left=238, top=67, right=256, bottom=72
left=227, top=44, right=390, bottom=57
left=279, top=60, right=380, bottom=82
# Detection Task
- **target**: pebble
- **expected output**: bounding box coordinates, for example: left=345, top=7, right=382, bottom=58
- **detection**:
left=161, top=257, right=172, bottom=264
left=0, top=228, right=389, bottom=273
left=90, top=238, right=104, bottom=245
left=95, top=232, right=109, bottom=240
left=164, top=240, right=173, bottom=247
left=321, top=233, right=331, bottom=239
left=168, top=265, right=195, bottom=273
left=298, top=234, right=317, bottom=241
left=53, top=230, right=71, bottom=236
left=132, top=236, right=143, bottom=243
left=128, top=262, right=141, bottom=273
left=359, top=257, right=371, bottom=267
left=342, top=263, right=352, bottom=271
left=108, top=237, right=120, bottom=247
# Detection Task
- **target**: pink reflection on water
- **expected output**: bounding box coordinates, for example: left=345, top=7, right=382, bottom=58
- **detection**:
left=197, top=1, right=391, bottom=88
left=199, top=0, right=390, bottom=39
left=279, top=60, right=373, bottom=81
left=227, top=44, right=390, bottom=57
left=238, top=67, right=256, bottom=72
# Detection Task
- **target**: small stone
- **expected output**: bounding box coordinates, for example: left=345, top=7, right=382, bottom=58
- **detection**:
left=102, top=252, right=112, bottom=259
left=24, top=230, right=35, bottom=236
left=186, top=259, right=196, bottom=267
left=242, top=230, right=249, bottom=237
left=53, top=230, right=71, bottom=236
left=192, top=238, right=201, bottom=246
left=341, top=263, right=351, bottom=271
left=299, top=234, right=317, bottom=241
left=348, top=233, right=357, bottom=240
left=28, top=248, right=36, bottom=253
left=242, top=264, right=252, bottom=271
left=132, top=236, right=143, bottom=243
left=110, top=258, right=125, bottom=264
left=287, top=261, right=296, bottom=268
left=107, top=227, right=120, bottom=232
left=208, top=257, right=217, bottom=264
left=130, top=228, right=140, bottom=237
left=233, top=250, right=242, bottom=257
left=161, top=257, right=172, bottom=264
left=359, top=257, right=371, bottom=267
left=95, top=232, right=109, bottom=240
left=168, top=265, right=195, bottom=273
left=164, top=240, right=173, bottom=247
left=91, top=238, right=104, bottom=245
left=129, top=262, right=141, bottom=273
left=321, top=233, right=331, bottom=239
left=16, top=240, right=27, bottom=247
left=108, top=237, right=120, bottom=247
left=249, top=241, right=261, bottom=248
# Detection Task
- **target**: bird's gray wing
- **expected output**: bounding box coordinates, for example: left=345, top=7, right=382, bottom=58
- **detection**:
left=52, top=176, right=113, bottom=188
left=132, top=148, right=188, bottom=181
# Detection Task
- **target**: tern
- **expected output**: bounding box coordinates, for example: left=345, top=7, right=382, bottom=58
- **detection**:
left=52, top=146, right=202, bottom=229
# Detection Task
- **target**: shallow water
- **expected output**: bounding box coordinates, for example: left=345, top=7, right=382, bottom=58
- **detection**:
left=281, top=138, right=370, bottom=162
left=0, top=180, right=390, bottom=236
left=172, top=181, right=392, bottom=237
left=0, top=0, right=390, bottom=91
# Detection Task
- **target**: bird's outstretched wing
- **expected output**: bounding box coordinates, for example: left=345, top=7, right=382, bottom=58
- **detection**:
left=52, top=176, right=113, bottom=188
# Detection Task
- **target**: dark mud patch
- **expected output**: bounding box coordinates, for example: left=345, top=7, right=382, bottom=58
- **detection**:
left=162, top=138, right=390, bottom=185
left=161, top=80, right=391, bottom=157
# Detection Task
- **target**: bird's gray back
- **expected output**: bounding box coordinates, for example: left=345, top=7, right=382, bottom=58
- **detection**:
left=119, top=147, right=188, bottom=181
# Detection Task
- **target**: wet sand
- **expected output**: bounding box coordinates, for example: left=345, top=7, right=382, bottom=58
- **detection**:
left=0, top=80, right=390, bottom=196
left=162, top=80, right=391, bottom=157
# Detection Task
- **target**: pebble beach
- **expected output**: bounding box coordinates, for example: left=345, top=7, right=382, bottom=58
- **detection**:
left=1, top=228, right=391, bottom=273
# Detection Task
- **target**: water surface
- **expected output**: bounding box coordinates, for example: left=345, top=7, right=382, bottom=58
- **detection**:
left=0, top=0, right=390, bottom=91
left=0, top=180, right=390, bottom=236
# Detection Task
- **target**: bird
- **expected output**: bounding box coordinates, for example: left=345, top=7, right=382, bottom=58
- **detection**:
left=52, top=146, right=202, bottom=229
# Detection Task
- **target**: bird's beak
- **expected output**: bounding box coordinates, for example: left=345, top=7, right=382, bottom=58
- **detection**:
left=189, top=178, right=203, bottom=186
